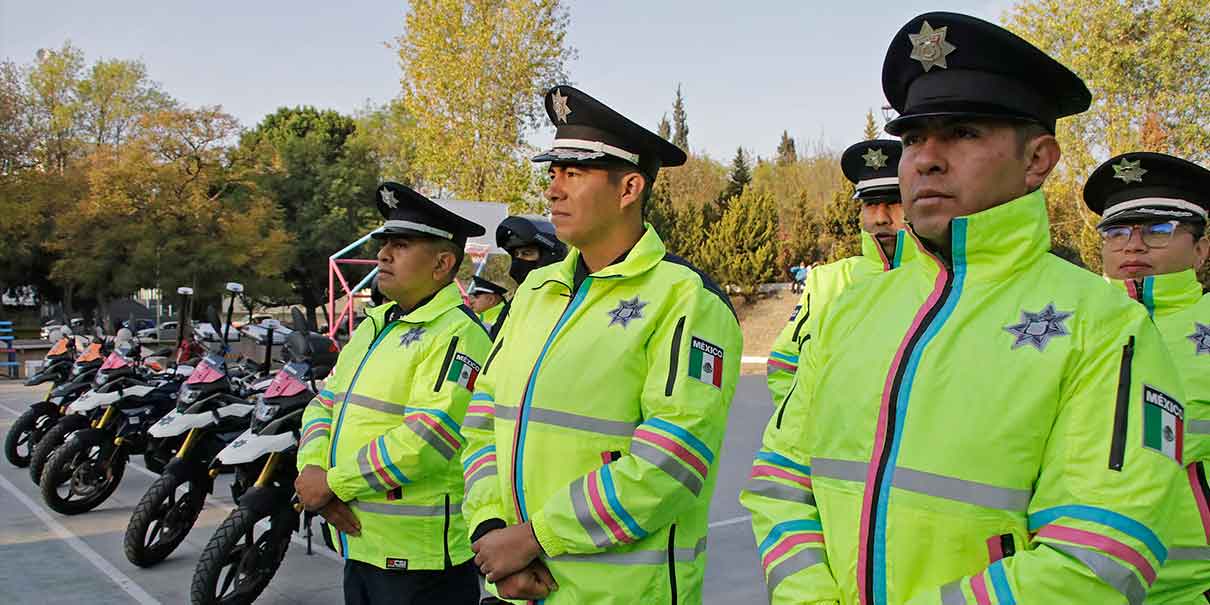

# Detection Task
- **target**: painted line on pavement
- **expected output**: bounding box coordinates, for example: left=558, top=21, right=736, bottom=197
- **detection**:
left=708, top=514, right=751, bottom=529
left=0, top=401, right=21, bottom=416
left=741, top=356, right=767, bottom=364
left=0, top=472, right=161, bottom=605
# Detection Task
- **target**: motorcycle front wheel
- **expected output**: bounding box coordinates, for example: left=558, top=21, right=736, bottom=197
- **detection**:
left=190, top=505, right=292, bottom=605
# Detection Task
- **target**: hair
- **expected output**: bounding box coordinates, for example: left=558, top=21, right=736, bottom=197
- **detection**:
left=604, top=162, right=654, bottom=205
left=428, top=238, right=463, bottom=282
left=1011, top=121, right=1051, bottom=157
left=1183, top=219, right=1207, bottom=240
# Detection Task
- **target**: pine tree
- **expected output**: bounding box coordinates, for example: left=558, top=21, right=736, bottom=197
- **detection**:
left=863, top=109, right=880, bottom=140
left=672, top=84, right=689, bottom=151
left=657, top=114, right=671, bottom=141
left=699, top=188, right=779, bottom=302
left=776, top=130, right=797, bottom=165
left=719, top=146, right=751, bottom=206
left=822, top=180, right=862, bottom=261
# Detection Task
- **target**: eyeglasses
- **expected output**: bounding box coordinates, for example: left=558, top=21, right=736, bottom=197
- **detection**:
left=1098, top=221, right=1181, bottom=250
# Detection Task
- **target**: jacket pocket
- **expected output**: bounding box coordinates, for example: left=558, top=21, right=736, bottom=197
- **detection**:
left=1108, top=336, right=1134, bottom=471
left=666, top=524, right=678, bottom=605
left=775, top=335, right=808, bottom=429
left=434, top=337, right=460, bottom=392
left=665, top=316, right=686, bottom=397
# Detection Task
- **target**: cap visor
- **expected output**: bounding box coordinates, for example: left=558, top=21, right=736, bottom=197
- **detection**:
left=884, top=111, right=1041, bottom=135
left=1097, top=209, right=1201, bottom=229
left=371, top=226, right=447, bottom=241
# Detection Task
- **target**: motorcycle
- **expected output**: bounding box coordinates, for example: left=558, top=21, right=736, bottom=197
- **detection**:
left=26, top=340, right=110, bottom=483
left=125, top=301, right=283, bottom=567
left=39, top=339, right=185, bottom=514
left=190, top=309, right=337, bottom=605
left=4, top=334, right=80, bottom=467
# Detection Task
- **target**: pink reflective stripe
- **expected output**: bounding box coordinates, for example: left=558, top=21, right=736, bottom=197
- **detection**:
left=1189, top=464, right=1210, bottom=543
left=751, top=465, right=812, bottom=490
left=634, top=429, right=708, bottom=476
left=303, top=422, right=330, bottom=440
left=464, top=454, right=496, bottom=479
left=986, top=535, right=1005, bottom=563
left=410, top=413, right=461, bottom=450
left=767, top=359, right=796, bottom=372
left=970, top=573, right=992, bottom=605
left=1038, top=524, right=1157, bottom=584
left=368, top=440, right=401, bottom=489
left=761, top=532, right=824, bottom=571
left=467, top=405, right=494, bottom=416
left=588, top=471, right=630, bottom=543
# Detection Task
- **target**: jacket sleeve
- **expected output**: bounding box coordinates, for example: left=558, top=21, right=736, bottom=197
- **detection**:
left=907, top=312, right=1187, bottom=605
left=527, top=285, right=741, bottom=557
left=461, top=316, right=511, bottom=540
left=740, top=305, right=841, bottom=605
left=766, top=288, right=810, bottom=407
left=327, top=323, right=491, bottom=502
left=296, top=322, right=369, bottom=472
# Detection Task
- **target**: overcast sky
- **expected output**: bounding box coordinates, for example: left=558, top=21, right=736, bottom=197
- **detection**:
left=1, top=0, right=1012, bottom=161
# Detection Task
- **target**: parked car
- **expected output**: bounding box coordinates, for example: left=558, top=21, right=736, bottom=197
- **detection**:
left=41, top=319, right=83, bottom=341
left=136, top=321, right=181, bottom=342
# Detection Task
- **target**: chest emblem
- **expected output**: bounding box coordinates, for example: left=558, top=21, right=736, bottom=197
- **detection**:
left=1004, top=303, right=1073, bottom=351
left=398, top=327, right=425, bottom=348
left=607, top=296, right=648, bottom=328
left=1188, top=322, right=1210, bottom=355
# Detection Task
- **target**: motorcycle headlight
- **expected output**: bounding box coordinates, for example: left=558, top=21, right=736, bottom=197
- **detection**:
left=254, top=400, right=278, bottom=422
left=178, top=386, right=200, bottom=404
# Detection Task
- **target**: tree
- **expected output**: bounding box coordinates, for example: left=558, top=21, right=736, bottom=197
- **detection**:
left=354, top=99, right=419, bottom=185
left=672, top=84, right=689, bottom=151
left=0, top=60, right=39, bottom=173
left=657, top=114, right=671, bottom=141
left=720, top=146, right=751, bottom=206
left=821, top=180, right=862, bottom=261
left=776, top=130, right=797, bottom=165
left=76, top=58, right=173, bottom=151
left=863, top=109, right=880, bottom=140
left=699, top=188, right=779, bottom=302
left=26, top=42, right=85, bottom=174
left=394, top=0, right=573, bottom=203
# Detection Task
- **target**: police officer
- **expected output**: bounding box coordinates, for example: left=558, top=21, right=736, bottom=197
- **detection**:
left=489, top=215, right=568, bottom=339
left=766, top=139, right=916, bottom=405
left=460, top=86, right=742, bottom=604
left=293, top=182, right=492, bottom=605
left=467, top=276, right=508, bottom=332
left=1085, top=152, right=1210, bottom=603
left=742, top=13, right=1187, bottom=604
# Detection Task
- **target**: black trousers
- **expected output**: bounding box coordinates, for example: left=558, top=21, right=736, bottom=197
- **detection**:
left=343, top=558, right=479, bottom=605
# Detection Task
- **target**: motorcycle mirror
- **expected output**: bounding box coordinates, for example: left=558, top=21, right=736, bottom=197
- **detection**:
left=291, top=308, right=309, bottom=334
left=177, top=286, right=194, bottom=295
left=225, top=282, right=244, bottom=294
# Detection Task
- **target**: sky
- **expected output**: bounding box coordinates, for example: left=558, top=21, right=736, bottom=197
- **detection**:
left=1, top=0, right=1012, bottom=161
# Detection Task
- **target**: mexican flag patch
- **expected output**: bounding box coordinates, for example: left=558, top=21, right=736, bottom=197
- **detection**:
left=689, top=336, right=724, bottom=389
left=1142, top=385, right=1183, bottom=464
left=446, top=353, right=481, bottom=390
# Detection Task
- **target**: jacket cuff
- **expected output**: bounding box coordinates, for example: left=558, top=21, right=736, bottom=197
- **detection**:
left=530, top=509, right=567, bottom=557
left=325, top=465, right=359, bottom=503
left=471, top=518, right=507, bottom=543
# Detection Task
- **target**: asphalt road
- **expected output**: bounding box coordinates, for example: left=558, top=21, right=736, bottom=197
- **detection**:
left=0, top=376, right=774, bottom=604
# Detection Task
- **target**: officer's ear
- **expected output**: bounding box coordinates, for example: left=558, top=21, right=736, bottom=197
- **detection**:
left=617, top=171, right=646, bottom=212
left=1194, top=232, right=1210, bottom=269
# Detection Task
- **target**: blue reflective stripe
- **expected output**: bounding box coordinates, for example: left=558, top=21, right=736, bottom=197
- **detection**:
left=891, top=231, right=905, bottom=268
left=406, top=406, right=463, bottom=436
left=319, top=389, right=335, bottom=399
left=339, top=532, right=349, bottom=558
left=988, top=560, right=1015, bottom=605
left=758, top=519, right=824, bottom=555
left=329, top=320, right=400, bottom=466
left=1141, top=276, right=1156, bottom=318
left=463, top=445, right=496, bottom=470
left=769, top=351, right=799, bottom=364
left=600, top=463, right=647, bottom=540
left=302, top=418, right=327, bottom=431
left=515, top=278, right=594, bottom=520
left=874, top=218, right=969, bottom=605
left=756, top=450, right=811, bottom=476
left=1028, top=505, right=1167, bottom=563
left=376, top=436, right=410, bottom=485
left=644, top=417, right=714, bottom=463
left=470, top=392, right=494, bottom=402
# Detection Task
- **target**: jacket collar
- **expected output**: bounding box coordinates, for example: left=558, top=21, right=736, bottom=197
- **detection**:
left=532, top=223, right=666, bottom=291
left=1110, top=269, right=1203, bottom=319
left=909, top=189, right=1051, bottom=282
left=861, top=229, right=918, bottom=271
left=369, top=281, right=464, bottom=325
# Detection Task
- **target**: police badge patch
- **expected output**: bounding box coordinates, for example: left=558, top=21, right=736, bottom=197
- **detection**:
left=607, top=297, right=647, bottom=328
left=1187, top=322, right=1210, bottom=356
left=399, top=327, right=425, bottom=348
left=1004, top=304, right=1073, bottom=351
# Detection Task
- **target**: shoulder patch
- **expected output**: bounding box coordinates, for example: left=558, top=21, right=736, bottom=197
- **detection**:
left=661, top=253, right=736, bottom=319
left=688, top=336, right=724, bottom=389
left=446, top=352, right=481, bottom=390
left=1141, top=385, right=1183, bottom=464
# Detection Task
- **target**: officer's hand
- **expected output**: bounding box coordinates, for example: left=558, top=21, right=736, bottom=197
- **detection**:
left=295, top=465, right=334, bottom=511
left=472, top=521, right=542, bottom=582
left=495, top=560, right=557, bottom=600
left=319, top=499, right=361, bottom=537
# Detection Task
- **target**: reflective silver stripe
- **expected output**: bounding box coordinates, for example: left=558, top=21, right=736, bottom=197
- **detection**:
left=298, top=429, right=329, bottom=450
left=357, top=445, right=389, bottom=492
left=355, top=501, right=460, bottom=516
left=377, top=220, right=454, bottom=239
left=462, top=415, right=493, bottom=430
left=744, top=477, right=815, bottom=506
left=464, top=465, right=496, bottom=494
left=406, top=417, right=457, bottom=460
left=555, top=537, right=707, bottom=565
left=812, top=458, right=1030, bottom=511
left=940, top=580, right=965, bottom=605
left=570, top=476, right=612, bottom=548
left=893, top=467, right=1031, bottom=511
left=766, top=547, right=826, bottom=595
left=495, top=404, right=636, bottom=437
left=1050, top=542, right=1146, bottom=605
left=1169, top=546, right=1210, bottom=561
left=1189, top=420, right=1210, bottom=435
left=631, top=441, right=703, bottom=496
left=812, top=458, right=867, bottom=482
left=345, top=393, right=407, bottom=415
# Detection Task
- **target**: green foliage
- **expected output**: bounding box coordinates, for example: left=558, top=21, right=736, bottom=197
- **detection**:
left=672, top=84, right=689, bottom=151
left=776, top=131, right=797, bottom=165
left=700, top=188, right=780, bottom=301
left=720, top=146, right=752, bottom=205
left=657, top=114, right=672, bottom=141
left=821, top=180, right=862, bottom=261
left=863, top=109, right=880, bottom=141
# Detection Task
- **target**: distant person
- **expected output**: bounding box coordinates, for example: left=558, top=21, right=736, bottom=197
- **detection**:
left=487, top=215, right=569, bottom=340
left=466, top=276, right=508, bottom=333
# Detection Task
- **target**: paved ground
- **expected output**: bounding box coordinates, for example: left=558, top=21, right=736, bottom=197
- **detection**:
left=0, top=377, right=773, bottom=604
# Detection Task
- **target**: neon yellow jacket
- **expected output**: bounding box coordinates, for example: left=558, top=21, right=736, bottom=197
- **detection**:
left=297, top=282, right=492, bottom=570
left=1113, top=270, right=1210, bottom=603
left=479, top=300, right=505, bottom=333
left=741, top=191, right=1188, bottom=605
left=767, top=231, right=917, bottom=406
left=461, top=225, right=741, bottom=604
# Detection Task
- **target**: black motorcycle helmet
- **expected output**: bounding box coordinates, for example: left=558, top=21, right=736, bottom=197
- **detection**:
left=495, top=215, right=568, bottom=285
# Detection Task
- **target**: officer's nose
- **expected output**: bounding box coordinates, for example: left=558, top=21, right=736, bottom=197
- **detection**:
left=545, top=173, right=564, bottom=202
left=909, top=136, right=947, bottom=176
left=376, top=244, right=391, bottom=265
left=872, top=204, right=892, bottom=225
left=1122, top=228, right=1148, bottom=253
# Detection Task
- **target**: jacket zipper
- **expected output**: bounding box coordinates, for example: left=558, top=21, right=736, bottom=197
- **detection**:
left=442, top=493, right=452, bottom=568
left=510, top=279, right=593, bottom=521
left=791, top=294, right=811, bottom=344
left=665, top=317, right=686, bottom=397
left=1108, top=336, right=1134, bottom=471
left=774, top=336, right=808, bottom=429
left=482, top=338, right=504, bottom=375
left=666, top=524, right=678, bottom=605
